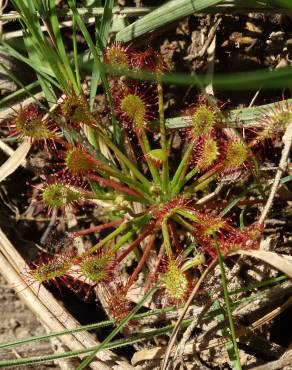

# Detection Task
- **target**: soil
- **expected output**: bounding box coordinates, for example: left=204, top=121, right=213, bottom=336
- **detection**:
left=0, top=275, right=59, bottom=369
left=0, top=2, right=292, bottom=370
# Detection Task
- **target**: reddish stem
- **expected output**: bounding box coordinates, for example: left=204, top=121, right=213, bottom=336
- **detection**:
left=115, top=223, right=155, bottom=264
left=52, top=135, right=71, bottom=148
left=168, top=220, right=181, bottom=253
left=126, top=233, right=156, bottom=290
left=87, top=174, right=143, bottom=198
left=70, top=219, right=123, bottom=238
left=144, top=243, right=165, bottom=292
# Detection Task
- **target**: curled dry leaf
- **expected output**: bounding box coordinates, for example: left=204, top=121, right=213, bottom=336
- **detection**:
left=230, top=249, right=292, bottom=278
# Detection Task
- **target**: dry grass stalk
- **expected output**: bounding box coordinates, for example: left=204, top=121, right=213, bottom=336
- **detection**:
left=259, top=120, right=292, bottom=231
left=0, top=138, right=31, bottom=182
left=132, top=294, right=292, bottom=366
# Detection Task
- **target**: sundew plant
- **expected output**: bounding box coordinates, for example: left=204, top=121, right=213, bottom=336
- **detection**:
left=0, top=0, right=292, bottom=369
left=5, top=44, right=269, bottom=310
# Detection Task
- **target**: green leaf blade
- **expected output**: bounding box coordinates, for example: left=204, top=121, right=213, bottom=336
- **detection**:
left=116, top=0, right=222, bottom=42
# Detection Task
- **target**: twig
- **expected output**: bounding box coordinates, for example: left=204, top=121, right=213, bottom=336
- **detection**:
left=250, top=354, right=292, bottom=370
left=0, top=92, right=44, bottom=120
left=40, top=207, right=58, bottom=245
left=0, top=138, right=31, bottom=183
left=205, top=31, right=216, bottom=96
left=202, top=17, right=220, bottom=97
left=200, top=17, right=221, bottom=59
left=258, top=121, right=292, bottom=230
left=0, top=139, right=26, bottom=167
left=196, top=184, right=223, bottom=205
left=249, top=90, right=260, bottom=108
left=184, top=17, right=221, bottom=62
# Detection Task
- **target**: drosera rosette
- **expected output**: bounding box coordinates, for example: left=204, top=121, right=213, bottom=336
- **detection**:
left=182, top=95, right=223, bottom=141
left=58, top=91, right=98, bottom=129
left=40, top=175, right=94, bottom=215
left=190, top=133, right=220, bottom=173
left=217, top=137, right=252, bottom=183
left=101, top=280, right=133, bottom=324
left=160, top=258, right=192, bottom=305
left=63, top=250, right=115, bottom=302
left=113, top=82, right=158, bottom=134
left=203, top=224, right=261, bottom=259
left=130, top=47, right=167, bottom=74
left=57, top=143, right=112, bottom=178
left=2, top=104, right=57, bottom=145
left=0, top=40, right=273, bottom=345
left=191, top=210, right=233, bottom=240
left=24, top=250, right=76, bottom=295
left=249, top=100, right=292, bottom=147
left=104, top=42, right=131, bottom=70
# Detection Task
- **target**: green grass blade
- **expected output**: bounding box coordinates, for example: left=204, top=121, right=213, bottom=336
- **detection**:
left=106, top=63, right=292, bottom=90
left=212, top=299, right=239, bottom=369
left=67, top=0, right=120, bottom=144
left=0, top=317, right=191, bottom=368
left=0, top=305, right=183, bottom=351
left=0, top=62, right=47, bottom=108
left=0, top=43, right=56, bottom=79
left=230, top=275, right=287, bottom=296
left=213, top=233, right=242, bottom=370
left=72, top=15, right=81, bottom=91
left=77, top=285, right=157, bottom=370
left=22, top=35, right=57, bottom=104
left=116, top=0, right=222, bottom=42
left=0, top=346, right=97, bottom=368
left=66, top=0, right=108, bottom=95
left=89, top=0, right=114, bottom=110
left=11, top=1, right=69, bottom=91
left=0, top=81, right=40, bottom=107
left=99, top=0, right=115, bottom=47
left=268, top=0, right=292, bottom=7
left=163, top=98, right=292, bottom=130
left=0, top=321, right=112, bottom=351
left=48, top=0, right=79, bottom=92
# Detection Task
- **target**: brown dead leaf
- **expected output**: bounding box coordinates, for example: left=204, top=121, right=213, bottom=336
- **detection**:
left=230, top=250, right=292, bottom=278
